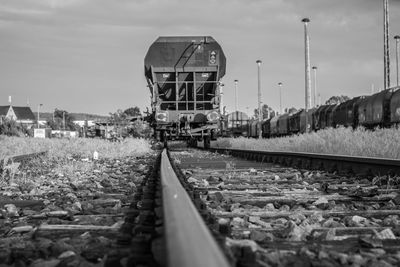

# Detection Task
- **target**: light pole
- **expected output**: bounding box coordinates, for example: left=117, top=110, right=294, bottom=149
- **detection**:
left=302, top=18, right=312, bottom=110
left=312, top=66, right=318, bottom=107
left=37, top=104, right=43, bottom=129
left=395, top=35, right=400, bottom=86
left=383, top=0, right=390, bottom=90
left=302, top=18, right=312, bottom=132
left=234, top=79, right=239, bottom=112
left=218, top=82, right=225, bottom=115
left=278, top=82, right=283, bottom=114
left=256, top=60, right=262, bottom=139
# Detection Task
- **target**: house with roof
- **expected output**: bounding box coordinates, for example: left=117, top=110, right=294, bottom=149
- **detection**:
left=0, top=105, right=36, bottom=126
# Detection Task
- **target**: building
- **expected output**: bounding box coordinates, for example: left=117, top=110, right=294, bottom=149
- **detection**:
left=0, top=105, right=36, bottom=125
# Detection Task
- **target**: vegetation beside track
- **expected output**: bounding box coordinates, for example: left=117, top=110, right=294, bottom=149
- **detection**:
left=213, top=126, right=400, bottom=159
left=0, top=136, right=152, bottom=160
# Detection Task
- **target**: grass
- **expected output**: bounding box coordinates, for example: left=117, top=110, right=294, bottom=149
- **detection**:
left=0, top=136, right=153, bottom=187
left=213, top=126, right=400, bottom=160
left=0, top=136, right=152, bottom=160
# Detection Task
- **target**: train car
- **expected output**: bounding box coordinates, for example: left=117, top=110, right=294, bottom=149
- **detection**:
left=390, top=87, right=400, bottom=124
left=313, top=105, right=329, bottom=130
left=299, top=108, right=315, bottom=133
left=144, top=36, right=226, bottom=147
left=289, top=110, right=301, bottom=134
left=248, top=120, right=260, bottom=138
left=262, top=118, right=271, bottom=138
left=277, top=114, right=290, bottom=136
left=333, top=96, right=365, bottom=128
left=227, top=111, right=249, bottom=137
left=324, top=105, right=338, bottom=128
left=358, top=88, right=395, bottom=128
left=270, top=116, right=279, bottom=137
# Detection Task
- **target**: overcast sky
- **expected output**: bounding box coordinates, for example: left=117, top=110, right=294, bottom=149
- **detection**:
left=0, top=0, right=399, bottom=115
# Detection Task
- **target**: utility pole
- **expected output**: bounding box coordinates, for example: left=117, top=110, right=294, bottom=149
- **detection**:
left=37, top=104, right=43, bottom=129
left=302, top=18, right=312, bottom=131
left=256, top=60, right=262, bottom=139
left=218, top=82, right=224, bottom=115
left=395, top=35, right=400, bottom=86
left=312, top=66, right=318, bottom=107
left=383, top=0, right=390, bottom=90
left=278, top=82, right=283, bottom=114
left=234, top=79, right=239, bottom=112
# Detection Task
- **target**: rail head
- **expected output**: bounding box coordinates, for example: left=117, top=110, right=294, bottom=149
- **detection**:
left=210, top=147, right=400, bottom=168
left=0, top=151, right=47, bottom=166
left=160, top=149, right=230, bottom=267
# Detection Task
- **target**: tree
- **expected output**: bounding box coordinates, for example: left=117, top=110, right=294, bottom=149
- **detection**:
left=48, top=109, right=78, bottom=131
left=109, top=109, right=128, bottom=126
left=0, top=118, right=29, bottom=136
left=123, top=107, right=141, bottom=117
left=325, top=95, right=350, bottom=105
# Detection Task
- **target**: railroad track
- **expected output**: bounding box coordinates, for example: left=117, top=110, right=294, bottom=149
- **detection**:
left=170, top=145, right=400, bottom=267
left=208, top=147, right=400, bottom=177
left=3, top=145, right=400, bottom=266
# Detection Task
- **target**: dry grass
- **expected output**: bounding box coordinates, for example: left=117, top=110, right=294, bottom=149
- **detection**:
left=0, top=136, right=152, bottom=160
left=213, top=126, right=400, bottom=159
left=0, top=136, right=153, bottom=186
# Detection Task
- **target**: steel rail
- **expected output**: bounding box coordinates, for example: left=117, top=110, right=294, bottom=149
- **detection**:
left=160, top=149, right=230, bottom=267
left=0, top=151, right=47, bottom=166
left=209, top=147, right=400, bottom=176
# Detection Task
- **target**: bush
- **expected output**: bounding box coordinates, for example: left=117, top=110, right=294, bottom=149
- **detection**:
left=128, top=121, right=153, bottom=139
left=0, top=118, right=30, bottom=137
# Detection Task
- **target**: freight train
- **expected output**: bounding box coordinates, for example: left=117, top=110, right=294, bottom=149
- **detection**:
left=144, top=36, right=226, bottom=148
left=226, top=86, right=400, bottom=138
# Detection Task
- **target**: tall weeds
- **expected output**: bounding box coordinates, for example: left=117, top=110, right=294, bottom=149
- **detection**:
left=214, top=126, right=400, bottom=159
left=0, top=136, right=152, bottom=160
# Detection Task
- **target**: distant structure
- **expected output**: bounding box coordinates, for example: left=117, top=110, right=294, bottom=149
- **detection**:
left=0, top=105, right=36, bottom=125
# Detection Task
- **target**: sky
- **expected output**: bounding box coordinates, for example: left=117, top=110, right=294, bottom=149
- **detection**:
left=0, top=0, right=399, bottom=116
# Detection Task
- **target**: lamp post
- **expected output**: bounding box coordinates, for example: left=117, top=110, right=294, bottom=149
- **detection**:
left=302, top=18, right=312, bottom=132
left=395, top=35, right=400, bottom=86
left=37, top=104, right=43, bottom=129
left=234, top=79, right=239, bottom=112
left=278, top=82, right=283, bottom=114
left=256, top=60, right=262, bottom=139
left=218, top=82, right=225, bottom=115
left=312, top=66, right=318, bottom=107
left=383, top=0, right=390, bottom=90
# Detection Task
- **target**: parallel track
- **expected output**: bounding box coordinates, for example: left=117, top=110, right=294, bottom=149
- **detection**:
left=208, top=147, right=400, bottom=176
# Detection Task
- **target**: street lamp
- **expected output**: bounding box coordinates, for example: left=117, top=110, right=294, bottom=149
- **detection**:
left=383, top=0, right=390, bottom=90
left=312, top=66, right=318, bottom=107
left=302, top=18, right=312, bottom=110
left=302, top=18, right=312, bottom=132
left=234, top=79, right=239, bottom=112
left=278, top=82, right=283, bottom=114
left=256, top=60, right=262, bottom=139
left=395, top=35, right=400, bottom=86
left=218, top=82, right=225, bottom=115
left=37, top=104, right=43, bottom=129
